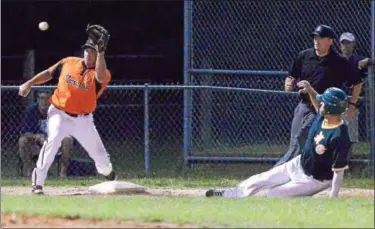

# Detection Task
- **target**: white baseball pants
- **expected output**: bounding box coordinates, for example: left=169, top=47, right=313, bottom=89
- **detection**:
left=32, top=105, right=113, bottom=186
left=223, top=155, right=332, bottom=198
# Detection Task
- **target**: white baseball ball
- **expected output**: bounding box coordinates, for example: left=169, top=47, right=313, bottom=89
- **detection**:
left=38, top=21, right=49, bottom=31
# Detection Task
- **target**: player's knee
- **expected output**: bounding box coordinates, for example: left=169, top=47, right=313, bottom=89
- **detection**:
left=34, top=134, right=47, bottom=146
left=61, top=136, right=73, bottom=148
left=61, top=136, right=73, bottom=156
left=45, top=135, right=67, bottom=151
left=19, top=137, right=34, bottom=158
left=18, top=136, right=27, bottom=146
left=18, top=133, right=33, bottom=146
left=237, top=174, right=261, bottom=190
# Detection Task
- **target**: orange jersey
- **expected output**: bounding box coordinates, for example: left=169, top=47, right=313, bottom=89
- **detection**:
left=48, top=57, right=111, bottom=114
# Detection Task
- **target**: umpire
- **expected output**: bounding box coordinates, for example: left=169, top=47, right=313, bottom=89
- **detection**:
left=275, top=25, right=363, bottom=167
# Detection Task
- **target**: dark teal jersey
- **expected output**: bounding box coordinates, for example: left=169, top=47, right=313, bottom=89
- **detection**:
left=301, top=115, right=350, bottom=181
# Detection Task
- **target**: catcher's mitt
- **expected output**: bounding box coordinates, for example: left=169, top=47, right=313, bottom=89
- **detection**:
left=86, top=24, right=110, bottom=52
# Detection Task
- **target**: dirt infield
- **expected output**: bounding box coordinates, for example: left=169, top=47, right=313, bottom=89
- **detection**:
left=1, top=186, right=374, bottom=198
left=1, top=213, right=194, bottom=228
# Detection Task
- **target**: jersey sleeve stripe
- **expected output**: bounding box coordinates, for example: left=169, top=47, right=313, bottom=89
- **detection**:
left=51, top=62, right=64, bottom=79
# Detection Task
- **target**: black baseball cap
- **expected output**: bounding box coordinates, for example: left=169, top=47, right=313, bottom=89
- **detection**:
left=81, top=38, right=97, bottom=50
left=311, top=25, right=335, bottom=39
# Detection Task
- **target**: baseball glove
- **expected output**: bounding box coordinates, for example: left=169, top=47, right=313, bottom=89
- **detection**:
left=86, top=24, right=110, bottom=52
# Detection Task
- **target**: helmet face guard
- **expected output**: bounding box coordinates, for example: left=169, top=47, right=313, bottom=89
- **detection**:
left=316, top=88, right=349, bottom=115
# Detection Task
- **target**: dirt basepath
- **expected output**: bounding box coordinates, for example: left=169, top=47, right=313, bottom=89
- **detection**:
left=1, top=186, right=374, bottom=198
left=1, top=213, right=194, bottom=228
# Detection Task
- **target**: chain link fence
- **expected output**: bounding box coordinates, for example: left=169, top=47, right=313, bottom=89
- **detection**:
left=191, top=87, right=295, bottom=155
left=191, top=0, right=372, bottom=71
left=190, top=74, right=371, bottom=160
left=190, top=86, right=371, bottom=161
left=1, top=0, right=374, bottom=181
left=184, top=0, right=375, bottom=174
left=1, top=83, right=373, bottom=180
left=1, top=86, right=185, bottom=179
left=188, top=0, right=373, bottom=103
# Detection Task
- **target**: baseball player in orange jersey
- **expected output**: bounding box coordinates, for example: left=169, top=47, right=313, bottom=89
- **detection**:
left=18, top=25, right=116, bottom=195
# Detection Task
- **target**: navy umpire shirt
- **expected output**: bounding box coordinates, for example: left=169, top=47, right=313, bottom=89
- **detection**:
left=289, top=48, right=362, bottom=103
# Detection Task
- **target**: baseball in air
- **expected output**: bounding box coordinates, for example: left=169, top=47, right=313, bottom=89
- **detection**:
left=38, top=21, right=49, bottom=31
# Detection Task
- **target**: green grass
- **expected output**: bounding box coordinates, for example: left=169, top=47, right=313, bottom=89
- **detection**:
left=1, top=195, right=374, bottom=228
left=2, top=142, right=373, bottom=228
left=1, top=176, right=374, bottom=189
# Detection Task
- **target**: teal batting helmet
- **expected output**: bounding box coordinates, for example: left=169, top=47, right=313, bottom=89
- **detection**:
left=316, top=87, right=349, bottom=115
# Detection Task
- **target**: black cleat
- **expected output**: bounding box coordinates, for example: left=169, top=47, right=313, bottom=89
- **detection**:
left=105, top=171, right=118, bottom=181
left=32, top=185, right=44, bottom=195
left=205, top=189, right=224, bottom=197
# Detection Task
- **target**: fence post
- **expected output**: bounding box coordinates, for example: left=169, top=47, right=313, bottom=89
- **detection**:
left=369, top=0, right=375, bottom=178
left=144, top=84, right=150, bottom=177
left=183, top=0, right=193, bottom=165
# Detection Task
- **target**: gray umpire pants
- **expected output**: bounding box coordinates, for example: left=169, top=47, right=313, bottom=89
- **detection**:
left=274, top=102, right=316, bottom=167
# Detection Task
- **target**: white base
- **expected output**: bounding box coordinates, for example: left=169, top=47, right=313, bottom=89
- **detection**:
left=88, top=181, right=146, bottom=194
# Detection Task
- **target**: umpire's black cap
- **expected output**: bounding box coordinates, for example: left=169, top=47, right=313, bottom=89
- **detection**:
left=311, top=25, right=335, bottom=39
left=81, top=38, right=97, bottom=50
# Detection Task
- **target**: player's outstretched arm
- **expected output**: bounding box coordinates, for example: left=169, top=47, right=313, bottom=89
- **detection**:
left=27, top=70, right=53, bottom=86
left=307, top=89, right=319, bottom=112
left=296, top=80, right=320, bottom=112
left=329, top=170, right=344, bottom=198
left=19, top=70, right=53, bottom=97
